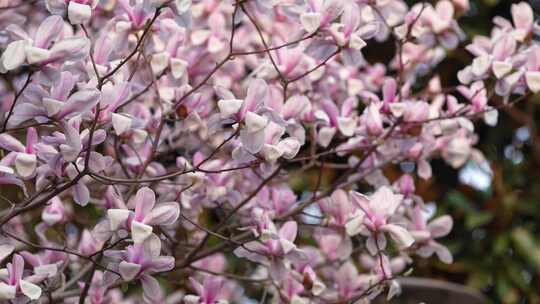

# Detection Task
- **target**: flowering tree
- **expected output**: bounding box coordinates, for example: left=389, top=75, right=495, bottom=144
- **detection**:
left=0, top=0, right=536, bottom=302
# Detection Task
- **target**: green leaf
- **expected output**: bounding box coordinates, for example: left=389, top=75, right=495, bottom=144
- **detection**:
left=465, top=212, right=494, bottom=229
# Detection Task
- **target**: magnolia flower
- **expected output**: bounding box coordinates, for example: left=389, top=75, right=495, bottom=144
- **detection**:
left=105, top=235, right=174, bottom=302
left=346, top=187, right=414, bottom=254
left=0, top=254, right=44, bottom=301
left=184, top=276, right=229, bottom=304
left=234, top=220, right=305, bottom=264
left=0, top=127, right=38, bottom=178
left=217, top=78, right=269, bottom=154
left=107, top=187, right=180, bottom=244
left=315, top=98, right=358, bottom=147
left=45, top=0, right=99, bottom=24
left=0, top=15, right=89, bottom=72
left=409, top=206, right=454, bottom=263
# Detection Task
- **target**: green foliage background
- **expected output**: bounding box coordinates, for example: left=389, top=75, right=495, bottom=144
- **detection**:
left=408, top=1, right=540, bottom=303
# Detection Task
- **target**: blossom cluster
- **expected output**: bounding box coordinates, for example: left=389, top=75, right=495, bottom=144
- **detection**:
left=0, top=0, right=536, bottom=303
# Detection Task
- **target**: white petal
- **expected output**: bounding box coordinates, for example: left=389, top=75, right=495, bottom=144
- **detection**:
left=0, top=283, right=16, bottom=300
left=175, top=0, right=192, bottom=13
left=170, top=58, right=188, bottom=79
left=2, top=40, right=28, bottom=71
left=240, top=128, right=265, bottom=154
left=381, top=224, right=414, bottom=249
left=119, top=261, right=141, bottom=281
left=261, top=144, right=283, bottom=162
left=345, top=216, right=364, bottom=236
left=349, top=33, right=367, bottom=50
left=280, top=238, right=296, bottom=254
left=20, top=280, right=42, bottom=300
left=317, top=127, right=336, bottom=147
left=0, top=245, right=14, bottom=263
left=42, top=210, right=62, bottom=226
left=43, top=98, right=64, bottom=116
left=483, top=109, right=498, bottom=126
left=111, top=113, right=132, bottom=135
left=276, top=138, right=301, bottom=159
left=107, top=209, right=130, bottom=230
left=0, top=165, right=14, bottom=175
left=131, top=221, right=153, bottom=244
left=389, top=103, right=406, bottom=117
left=150, top=52, right=169, bottom=75
left=312, top=279, right=326, bottom=296
left=183, top=295, right=201, bottom=304
left=337, top=117, right=356, bottom=136
left=526, top=71, right=540, bottom=93
left=25, top=47, right=51, bottom=65
left=492, top=61, right=512, bottom=79
left=191, top=30, right=210, bottom=45
left=15, top=153, right=36, bottom=178
left=34, top=264, right=57, bottom=278
left=300, top=12, right=321, bottom=33
left=471, top=55, right=491, bottom=77
left=68, top=2, right=92, bottom=24
left=217, top=99, right=243, bottom=118
left=245, top=111, right=268, bottom=133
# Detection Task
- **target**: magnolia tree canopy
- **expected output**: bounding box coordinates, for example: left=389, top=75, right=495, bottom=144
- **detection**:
left=0, top=0, right=537, bottom=303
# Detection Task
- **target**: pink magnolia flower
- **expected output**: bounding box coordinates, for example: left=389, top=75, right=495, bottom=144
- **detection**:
left=409, top=206, right=454, bottom=264
left=105, top=235, right=174, bottom=302
left=0, top=254, right=44, bottom=301
left=184, top=276, right=228, bottom=304
left=346, top=187, right=414, bottom=254
left=106, top=187, right=180, bottom=244
left=0, top=15, right=89, bottom=72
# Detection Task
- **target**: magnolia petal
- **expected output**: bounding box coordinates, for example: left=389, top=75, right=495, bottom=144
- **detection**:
left=276, top=138, right=300, bottom=159
left=145, top=202, right=180, bottom=226
left=525, top=71, right=540, bottom=93
left=217, top=99, right=243, bottom=118
left=300, top=12, right=321, bottom=33
left=68, top=2, right=91, bottom=24
left=42, top=98, right=64, bottom=116
left=119, top=261, right=141, bottom=281
left=73, top=182, right=90, bottom=206
left=140, top=275, right=163, bottom=302
left=428, top=215, right=453, bottom=238
left=245, top=112, right=268, bottom=133
left=492, top=61, right=512, bottom=79
left=337, top=117, right=356, bottom=136
left=261, top=144, right=283, bottom=162
left=111, top=113, right=132, bottom=135
left=0, top=134, right=25, bottom=152
left=435, top=243, right=453, bottom=264
left=345, top=215, right=364, bottom=236
left=317, top=126, right=336, bottom=147
left=150, top=52, right=169, bottom=75
left=107, top=209, right=130, bottom=230
left=0, top=283, right=16, bottom=300
left=131, top=221, right=153, bottom=244
left=183, top=295, right=201, bottom=304
left=471, top=55, right=490, bottom=77
left=175, top=0, right=192, bottom=14
left=15, top=153, right=36, bottom=178
left=170, top=58, right=188, bottom=79
left=34, top=264, right=57, bottom=278
left=239, top=128, right=265, bottom=154
left=2, top=40, right=28, bottom=71
left=25, top=47, right=51, bottom=65
left=349, top=33, right=367, bottom=50
left=0, top=244, right=14, bottom=263
left=381, top=224, right=414, bottom=249
left=19, top=280, right=42, bottom=300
